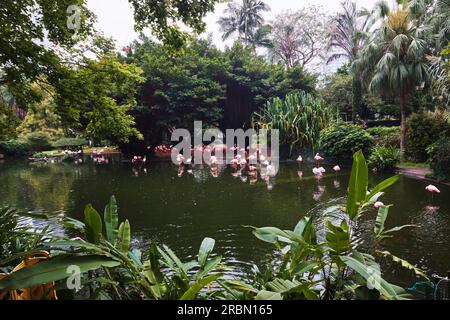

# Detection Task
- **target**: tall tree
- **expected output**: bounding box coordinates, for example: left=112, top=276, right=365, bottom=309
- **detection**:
left=247, top=25, right=273, bottom=53
left=1, top=0, right=220, bottom=108
left=326, top=1, right=374, bottom=121
left=270, top=6, right=329, bottom=69
left=356, top=1, right=430, bottom=158
left=218, top=0, right=270, bottom=45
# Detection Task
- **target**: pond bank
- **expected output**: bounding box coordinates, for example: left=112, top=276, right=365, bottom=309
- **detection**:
left=396, top=165, right=449, bottom=186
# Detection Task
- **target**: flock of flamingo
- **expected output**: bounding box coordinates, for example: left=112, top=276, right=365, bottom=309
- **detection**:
left=95, top=144, right=442, bottom=201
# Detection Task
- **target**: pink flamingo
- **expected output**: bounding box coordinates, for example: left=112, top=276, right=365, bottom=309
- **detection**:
left=312, top=167, right=323, bottom=178
left=374, top=201, right=384, bottom=209
left=296, top=155, right=303, bottom=163
left=425, top=184, right=440, bottom=201
left=314, top=153, right=324, bottom=166
left=333, top=165, right=340, bottom=177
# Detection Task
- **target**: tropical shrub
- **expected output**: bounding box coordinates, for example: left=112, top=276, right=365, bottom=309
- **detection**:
left=427, top=137, right=450, bottom=181
left=52, top=138, right=88, bottom=150
left=0, top=140, right=29, bottom=157
left=22, top=131, right=52, bottom=152
left=319, top=122, right=372, bottom=159
left=221, top=151, right=425, bottom=300
left=368, top=146, right=400, bottom=171
left=0, top=197, right=223, bottom=300
left=0, top=207, right=48, bottom=268
left=367, top=126, right=400, bottom=147
left=0, top=152, right=427, bottom=300
left=253, top=92, right=333, bottom=157
left=406, top=110, right=450, bottom=162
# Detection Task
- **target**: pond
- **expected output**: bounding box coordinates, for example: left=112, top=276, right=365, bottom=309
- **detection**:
left=1, top=155, right=449, bottom=288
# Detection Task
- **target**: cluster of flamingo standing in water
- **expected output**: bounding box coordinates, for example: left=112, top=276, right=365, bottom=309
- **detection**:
left=127, top=144, right=441, bottom=200
left=172, top=145, right=277, bottom=190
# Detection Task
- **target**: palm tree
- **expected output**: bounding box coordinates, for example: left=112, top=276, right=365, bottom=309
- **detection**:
left=218, top=0, right=270, bottom=45
left=247, top=24, right=273, bottom=53
left=327, top=0, right=388, bottom=121
left=356, top=1, right=429, bottom=159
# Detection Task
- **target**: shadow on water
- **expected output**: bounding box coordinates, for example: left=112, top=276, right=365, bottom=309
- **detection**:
left=0, top=154, right=449, bottom=286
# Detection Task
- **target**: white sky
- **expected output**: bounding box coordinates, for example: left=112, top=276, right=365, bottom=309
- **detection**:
left=87, top=0, right=379, bottom=49
left=86, top=0, right=380, bottom=73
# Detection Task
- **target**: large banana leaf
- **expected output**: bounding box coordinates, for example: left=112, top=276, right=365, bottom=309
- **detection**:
left=374, top=205, right=393, bottom=237
left=198, top=237, right=215, bottom=268
left=180, top=273, right=223, bottom=300
left=104, top=195, right=119, bottom=243
left=376, top=250, right=429, bottom=280
left=341, top=256, right=411, bottom=300
left=84, top=204, right=103, bottom=244
left=116, top=220, right=131, bottom=253
left=255, top=290, right=283, bottom=300
left=0, top=255, right=120, bottom=290
left=346, top=150, right=368, bottom=220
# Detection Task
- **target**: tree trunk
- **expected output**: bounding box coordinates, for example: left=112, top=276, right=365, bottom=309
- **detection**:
left=399, top=90, right=407, bottom=161
left=352, top=77, right=362, bottom=123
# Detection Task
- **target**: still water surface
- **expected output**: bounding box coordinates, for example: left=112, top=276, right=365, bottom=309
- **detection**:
left=0, top=155, right=449, bottom=286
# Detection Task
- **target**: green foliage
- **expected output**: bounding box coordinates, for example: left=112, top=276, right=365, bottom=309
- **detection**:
left=355, top=2, right=431, bottom=154
left=430, top=43, right=449, bottom=109
left=229, top=151, right=420, bottom=300
left=427, top=137, right=450, bottom=181
left=16, top=84, right=63, bottom=139
left=0, top=0, right=95, bottom=107
left=0, top=140, right=29, bottom=157
left=321, top=72, right=353, bottom=119
left=125, top=38, right=316, bottom=145
left=0, top=207, right=48, bottom=269
left=0, top=196, right=224, bottom=300
left=126, top=37, right=226, bottom=137
left=319, top=122, right=372, bottom=158
left=218, top=0, right=270, bottom=45
left=253, top=92, right=333, bottom=157
left=347, top=150, right=369, bottom=220
left=406, top=110, right=450, bottom=162
left=55, top=57, right=144, bottom=143
left=368, top=146, right=400, bottom=171
left=129, top=0, right=219, bottom=51
left=22, top=131, right=52, bottom=152
left=367, top=126, right=400, bottom=147
left=52, top=138, right=88, bottom=150
left=0, top=101, right=20, bottom=140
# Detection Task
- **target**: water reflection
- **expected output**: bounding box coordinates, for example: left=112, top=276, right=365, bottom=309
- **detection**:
left=0, top=155, right=449, bottom=285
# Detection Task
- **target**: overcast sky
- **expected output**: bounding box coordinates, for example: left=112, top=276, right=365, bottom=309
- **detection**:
left=86, top=0, right=381, bottom=74
left=87, top=0, right=379, bottom=49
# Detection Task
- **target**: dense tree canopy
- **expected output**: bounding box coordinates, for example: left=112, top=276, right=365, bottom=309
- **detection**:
left=121, top=37, right=317, bottom=147
left=270, top=6, right=329, bottom=69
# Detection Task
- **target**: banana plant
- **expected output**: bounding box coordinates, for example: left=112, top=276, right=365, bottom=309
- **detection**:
left=0, top=196, right=223, bottom=300
left=227, top=151, right=428, bottom=300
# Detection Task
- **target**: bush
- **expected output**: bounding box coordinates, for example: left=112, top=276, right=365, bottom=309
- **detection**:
left=427, top=137, right=450, bottom=181
left=366, top=126, right=400, bottom=147
left=23, top=131, right=52, bottom=152
left=0, top=140, right=29, bottom=157
left=406, top=110, right=450, bottom=162
left=52, top=137, right=88, bottom=150
left=368, top=146, right=400, bottom=171
left=319, top=122, right=372, bottom=159
left=253, top=92, right=334, bottom=158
